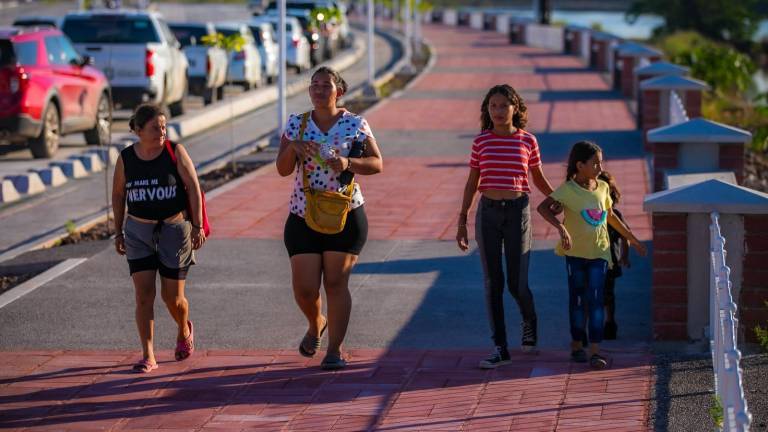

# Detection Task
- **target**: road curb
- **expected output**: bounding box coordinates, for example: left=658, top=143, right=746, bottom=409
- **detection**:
left=166, top=35, right=366, bottom=142
left=0, top=258, right=87, bottom=310
left=0, top=24, right=410, bottom=265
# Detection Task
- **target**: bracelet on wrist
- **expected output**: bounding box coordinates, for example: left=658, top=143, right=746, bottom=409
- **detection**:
left=190, top=222, right=202, bottom=230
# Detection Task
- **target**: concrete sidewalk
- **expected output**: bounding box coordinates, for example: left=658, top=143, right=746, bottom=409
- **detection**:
left=0, top=24, right=655, bottom=431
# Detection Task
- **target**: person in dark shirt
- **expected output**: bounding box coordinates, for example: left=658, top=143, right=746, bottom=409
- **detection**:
left=112, top=103, right=205, bottom=373
left=599, top=171, right=630, bottom=340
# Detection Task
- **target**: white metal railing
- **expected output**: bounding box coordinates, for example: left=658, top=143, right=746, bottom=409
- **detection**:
left=525, top=24, right=564, bottom=52
left=669, top=89, right=689, bottom=125
left=709, top=212, right=752, bottom=432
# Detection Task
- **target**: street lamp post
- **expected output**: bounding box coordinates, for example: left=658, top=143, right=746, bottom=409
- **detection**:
left=364, top=0, right=376, bottom=96
left=276, top=0, right=287, bottom=142
left=403, top=0, right=413, bottom=72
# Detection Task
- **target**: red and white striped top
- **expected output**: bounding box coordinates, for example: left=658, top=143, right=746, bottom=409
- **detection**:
left=469, top=129, right=542, bottom=193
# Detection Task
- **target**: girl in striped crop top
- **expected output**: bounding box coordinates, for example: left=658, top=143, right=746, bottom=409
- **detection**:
left=456, top=84, right=559, bottom=369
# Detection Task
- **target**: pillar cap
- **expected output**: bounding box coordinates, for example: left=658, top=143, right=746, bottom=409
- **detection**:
left=648, top=117, right=752, bottom=143
left=616, top=41, right=662, bottom=57
left=565, top=24, right=591, bottom=31
left=665, top=171, right=737, bottom=189
left=635, top=61, right=689, bottom=76
left=591, top=31, right=620, bottom=41
left=644, top=179, right=768, bottom=214
left=640, top=74, right=709, bottom=91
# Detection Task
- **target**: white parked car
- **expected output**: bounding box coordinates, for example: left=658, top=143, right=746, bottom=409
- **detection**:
left=170, top=22, right=228, bottom=105
left=248, top=21, right=278, bottom=84
left=61, top=10, right=188, bottom=116
left=251, top=15, right=311, bottom=73
left=214, top=23, right=264, bottom=90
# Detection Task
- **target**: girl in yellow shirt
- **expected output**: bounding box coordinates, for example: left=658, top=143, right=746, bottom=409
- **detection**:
left=537, top=141, right=646, bottom=369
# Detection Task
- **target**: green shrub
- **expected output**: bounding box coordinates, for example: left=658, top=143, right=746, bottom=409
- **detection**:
left=710, top=395, right=724, bottom=429
left=754, top=301, right=768, bottom=352
left=656, top=31, right=756, bottom=95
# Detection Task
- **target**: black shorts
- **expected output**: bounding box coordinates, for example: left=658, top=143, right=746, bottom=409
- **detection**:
left=284, top=206, right=368, bottom=256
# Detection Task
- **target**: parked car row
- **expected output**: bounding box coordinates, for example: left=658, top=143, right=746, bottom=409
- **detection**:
left=1, top=1, right=353, bottom=159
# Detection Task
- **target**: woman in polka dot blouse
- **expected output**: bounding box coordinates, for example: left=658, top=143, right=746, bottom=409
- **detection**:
left=276, top=67, right=383, bottom=370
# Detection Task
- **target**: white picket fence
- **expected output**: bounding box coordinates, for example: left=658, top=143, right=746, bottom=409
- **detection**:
left=669, top=90, right=689, bottom=125
left=709, top=213, right=752, bottom=431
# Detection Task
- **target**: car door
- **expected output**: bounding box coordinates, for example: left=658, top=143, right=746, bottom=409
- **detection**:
left=59, top=35, right=102, bottom=123
left=43, top=35, right=85, bottom=129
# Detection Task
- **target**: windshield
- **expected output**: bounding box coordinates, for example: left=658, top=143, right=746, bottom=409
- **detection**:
left=62, top=16, right=160, bottom=44
left=170, top=25, right=209, bottom=47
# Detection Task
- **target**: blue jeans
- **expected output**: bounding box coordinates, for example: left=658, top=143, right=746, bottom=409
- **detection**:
left=565, top=256, right=608, bottom=344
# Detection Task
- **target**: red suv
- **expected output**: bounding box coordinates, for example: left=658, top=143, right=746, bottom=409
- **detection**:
left=0, top=27, right=111, bottom=158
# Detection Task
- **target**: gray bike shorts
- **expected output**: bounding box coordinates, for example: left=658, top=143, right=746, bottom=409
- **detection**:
left=124, top=217, right=196, bottom=280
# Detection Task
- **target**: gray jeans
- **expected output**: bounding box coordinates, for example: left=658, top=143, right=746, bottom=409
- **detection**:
left=476, top=194, right=536, bottom=348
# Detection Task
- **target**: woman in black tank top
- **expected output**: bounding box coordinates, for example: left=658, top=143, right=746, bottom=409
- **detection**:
left=112, top=103, right=206, bottom=373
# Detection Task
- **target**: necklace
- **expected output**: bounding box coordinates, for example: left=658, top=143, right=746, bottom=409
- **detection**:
left=574, top=177, right=593, bottom=190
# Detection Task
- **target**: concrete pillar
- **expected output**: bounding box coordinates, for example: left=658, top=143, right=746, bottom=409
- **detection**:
left=648, top=118, right=752, bottom=191
left=509, top=20, right=528, bottom=45
left=653, top=142, right=680, bottom=191
left=495, top=14, right=510, bottom=34
left=742, top=215, right=768, bottom=343
left=645, top=179, right=768, bottom=342
left=457, top=9, right=470, bottom=26
left=640, top=76, right=710, bottom=148
left=442, top=9, right=457, bottom=26
left=590, top=33, right=619, bottom=72
left=469, top=11, right=483, bottom=30
left=652, top=213, right=689, bottom=340
left=616, top=42, right=662, bottom=98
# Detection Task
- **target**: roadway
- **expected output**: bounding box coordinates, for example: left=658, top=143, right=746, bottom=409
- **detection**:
left=0, top=2, right=399, bottom=257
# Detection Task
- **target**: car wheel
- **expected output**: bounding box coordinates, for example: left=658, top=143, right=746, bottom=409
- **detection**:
left=169, top=99, right=184, bottom=117
left=84, top=93, right=112, bottom=146
left=29, top=104, right=60, bottom=159
left=203, top=87, right=214, bottom=105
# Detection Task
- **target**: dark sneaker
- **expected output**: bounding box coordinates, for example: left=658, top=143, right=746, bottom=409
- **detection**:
left=590, top=353, right=608, bottom=370
left=570, top=349, right=588, bottom=363
left=604, top=321, right=618, bottom=340
left=479, top=346, right=512, bottom=369
left=521, top=320, right=537, bottom=352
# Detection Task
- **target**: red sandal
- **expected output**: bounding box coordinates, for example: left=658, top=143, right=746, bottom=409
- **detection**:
left=175, top=320, right=194, bottom=361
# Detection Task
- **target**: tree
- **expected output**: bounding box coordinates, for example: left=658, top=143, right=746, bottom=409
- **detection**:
left=625, top=0, right=767, bottom=51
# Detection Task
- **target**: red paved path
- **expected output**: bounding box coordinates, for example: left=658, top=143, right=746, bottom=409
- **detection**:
left=0, top=23, right=655, bottom=431
left=208, top=158, right=651, bottom=242
left=0, top=349, right=652, bottom=431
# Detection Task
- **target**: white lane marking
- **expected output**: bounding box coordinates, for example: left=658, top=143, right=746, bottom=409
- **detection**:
left=0, top=258, right=87, bottom=309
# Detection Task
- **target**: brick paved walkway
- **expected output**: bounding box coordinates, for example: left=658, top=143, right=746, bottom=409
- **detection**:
left=0, top=22, right=656, bottom=431
left=0, top=349, right=651, bottom=431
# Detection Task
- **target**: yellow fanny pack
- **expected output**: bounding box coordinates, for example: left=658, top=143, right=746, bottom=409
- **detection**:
left=298, top=112, right=354, bottom=235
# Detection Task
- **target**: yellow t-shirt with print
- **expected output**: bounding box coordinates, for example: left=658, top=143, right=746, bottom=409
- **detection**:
left=550, top=179, right=613, bottom=265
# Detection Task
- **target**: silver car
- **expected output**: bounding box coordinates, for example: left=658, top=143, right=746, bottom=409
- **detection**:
left=248, top=22, right=278, bottom=84
left=251, top=15, right=311, bottom=73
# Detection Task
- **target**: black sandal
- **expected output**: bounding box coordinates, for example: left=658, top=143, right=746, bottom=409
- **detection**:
left=590, top=353, right=608, bottom=369
left=298, top=317, right=327, bottom=358
left=570, top=349, right=587, bottom=363
left=320, top=352, right=348, bottom=370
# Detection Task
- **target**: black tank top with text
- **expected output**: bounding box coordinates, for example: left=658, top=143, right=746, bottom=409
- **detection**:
left=121, top=143, right=188, bottom=220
